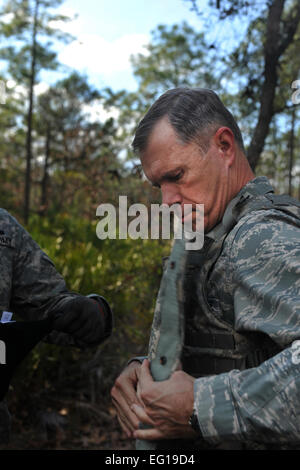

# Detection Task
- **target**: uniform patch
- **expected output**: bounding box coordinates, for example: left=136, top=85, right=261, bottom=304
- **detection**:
left=0, top=235, right=12, bottom=247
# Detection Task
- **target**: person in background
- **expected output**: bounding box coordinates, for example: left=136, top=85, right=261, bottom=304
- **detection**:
left=0, top=208, right=113, bottom=444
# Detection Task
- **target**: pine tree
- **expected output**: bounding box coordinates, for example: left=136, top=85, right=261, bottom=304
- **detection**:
left=0, top=0, right=73, bottom=222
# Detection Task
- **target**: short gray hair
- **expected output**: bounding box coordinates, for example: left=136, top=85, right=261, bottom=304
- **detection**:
left=132, top=87, right=245, bottom=155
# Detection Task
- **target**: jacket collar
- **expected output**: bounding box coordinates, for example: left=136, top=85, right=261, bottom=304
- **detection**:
left=206, top=176, right=274, bottom=242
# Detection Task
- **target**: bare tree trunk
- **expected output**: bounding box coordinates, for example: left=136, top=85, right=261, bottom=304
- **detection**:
left=288, top=106, right=296, bottom=196
left=247, top=0, right=284, bottom=170
left=24, top=0, right=40, bottom=224
left=40, top=124, right=51, bottom=215
left=247, top=0, right=300, bottom=170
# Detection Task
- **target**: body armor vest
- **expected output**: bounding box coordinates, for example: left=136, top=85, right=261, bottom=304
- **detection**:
left=181, top=186, right=300, bottom=378
left=153, top=181, right=300, bottom=450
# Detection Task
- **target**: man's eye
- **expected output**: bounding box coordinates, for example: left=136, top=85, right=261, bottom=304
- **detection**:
left=172, top=171, right=183, bottom=181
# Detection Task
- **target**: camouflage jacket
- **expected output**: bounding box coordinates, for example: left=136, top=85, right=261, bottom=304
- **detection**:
left=193, top=177, right=300, bottom=449
left=148, top=176, right=300, bottom=449
left=0, top=208, right=112, bottom=444
left=0, top=209, right=82, bottom=332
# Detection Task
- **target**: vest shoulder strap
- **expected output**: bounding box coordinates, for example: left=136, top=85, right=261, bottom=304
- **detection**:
left=194, top=186, right=300, bottom=332
left=221, top=188, right=300, bottom=239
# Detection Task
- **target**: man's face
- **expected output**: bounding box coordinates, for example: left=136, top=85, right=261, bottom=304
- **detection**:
left=141, top=118, right=232, bottom=232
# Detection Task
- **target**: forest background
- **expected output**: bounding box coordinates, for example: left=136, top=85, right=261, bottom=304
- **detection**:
left=0, top=0, right=299, bottom=450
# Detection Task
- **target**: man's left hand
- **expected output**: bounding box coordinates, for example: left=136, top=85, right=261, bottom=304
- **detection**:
left=131, top=359, right=197, bottom=440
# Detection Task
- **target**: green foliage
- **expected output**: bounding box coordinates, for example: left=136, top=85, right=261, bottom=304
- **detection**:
left=28, top=211, right=169, bottom=357
left=0, top=0, right=73, bottom=83
left=131, top=22, right=217, bottom=95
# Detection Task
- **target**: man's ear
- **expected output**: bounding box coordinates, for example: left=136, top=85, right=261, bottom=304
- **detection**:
left=213, top=127, right=235, bottom=166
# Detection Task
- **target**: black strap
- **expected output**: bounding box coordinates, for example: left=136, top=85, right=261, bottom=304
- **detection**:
left=184, top=330, right=235, bottom=349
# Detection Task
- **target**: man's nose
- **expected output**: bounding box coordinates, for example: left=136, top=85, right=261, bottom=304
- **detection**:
left=161, top=185, right=182, bottom=206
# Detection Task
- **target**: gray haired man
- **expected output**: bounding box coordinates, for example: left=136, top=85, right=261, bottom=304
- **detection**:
left=111, top=87, right=300, bottom=450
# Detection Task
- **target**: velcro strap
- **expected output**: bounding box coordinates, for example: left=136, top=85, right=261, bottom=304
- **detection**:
left=184, top=330, right=235, bottom=349
left=182, top=354, right=240, bottom=377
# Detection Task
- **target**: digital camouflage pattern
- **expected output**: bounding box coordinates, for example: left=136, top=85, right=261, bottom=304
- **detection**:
left=136, top=237, right=187, bottom=450
left=0, top=209, right=111, bottom=443
left=0, top=209, right=81, bottom=334
left=148, top=177, right=300, bottom=449
left=194, top=177, right=300, bottom=449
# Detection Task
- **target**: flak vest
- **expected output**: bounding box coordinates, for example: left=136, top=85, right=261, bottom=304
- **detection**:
left=157, top=183, right=300, bottom=450
left=181, top=185, right=300, bottom=379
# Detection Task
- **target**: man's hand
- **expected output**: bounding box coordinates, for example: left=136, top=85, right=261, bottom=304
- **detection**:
left=131, top=359, right=197, bottom=441
left=52, top=296, right=109, bottom=347
left=111, top=361, right=145, bottom=438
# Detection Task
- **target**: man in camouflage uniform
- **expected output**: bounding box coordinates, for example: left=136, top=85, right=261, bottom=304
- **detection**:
left=0, top=209, right=113, bottom=443
left=111, top=88, right=300, bottom=449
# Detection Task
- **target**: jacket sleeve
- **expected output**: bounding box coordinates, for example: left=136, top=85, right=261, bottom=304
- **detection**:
left=2, top=210, right=90, bottom=346
left=9, top=212, right=79, bottom=318
left=194, top=210, right=300, bottom=446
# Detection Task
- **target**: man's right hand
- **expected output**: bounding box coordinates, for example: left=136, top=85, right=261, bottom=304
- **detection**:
left=111, top=361, right=144, bottom=438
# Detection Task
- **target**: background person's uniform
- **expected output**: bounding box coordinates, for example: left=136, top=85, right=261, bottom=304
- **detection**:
left=147, top=176, right=300, bottom=450
left=0, top=209, right=113, bottom=443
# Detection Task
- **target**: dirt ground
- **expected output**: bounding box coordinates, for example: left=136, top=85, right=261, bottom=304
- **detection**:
left=0, top=396, right=136, bottom=451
